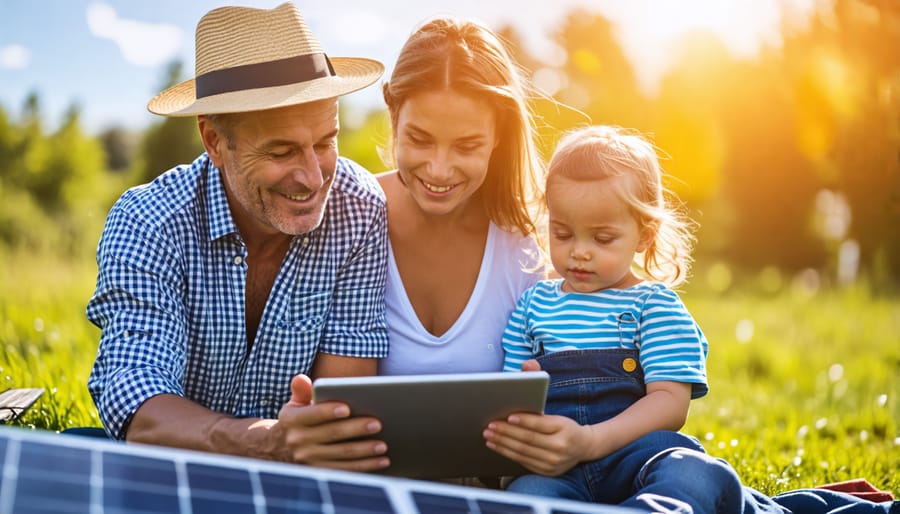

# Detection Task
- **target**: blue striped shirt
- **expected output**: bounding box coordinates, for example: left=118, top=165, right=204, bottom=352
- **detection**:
left=502, top=280, right=708, bottom=398
left=87, top=153, right=389, bottom=439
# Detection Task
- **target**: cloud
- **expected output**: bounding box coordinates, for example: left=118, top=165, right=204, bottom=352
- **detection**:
left=86, top=3, right=184, bottom=67
left=329, top=10, right=387, bottom=46
left=0, top=44, right=31, bottom=70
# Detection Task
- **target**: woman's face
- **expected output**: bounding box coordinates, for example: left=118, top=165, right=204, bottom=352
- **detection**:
left=394, top=89, right=498, bottom=217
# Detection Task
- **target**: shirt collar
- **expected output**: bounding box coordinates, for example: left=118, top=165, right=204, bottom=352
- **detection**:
left=205, top=156, right=240, bottom=241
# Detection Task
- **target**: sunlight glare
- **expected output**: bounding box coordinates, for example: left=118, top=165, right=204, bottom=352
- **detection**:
left=828, top=363, right=843, bottom=382
left=596, top=0, right=816, bottom=96
left=735, top=319, right=754, bottom=343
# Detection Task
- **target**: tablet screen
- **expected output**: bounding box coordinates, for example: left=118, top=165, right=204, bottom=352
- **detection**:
left=312, top=371, right=549, bottom=479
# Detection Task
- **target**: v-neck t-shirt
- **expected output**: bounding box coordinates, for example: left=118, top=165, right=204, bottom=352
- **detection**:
left=379, top=223, right=543, bottom=375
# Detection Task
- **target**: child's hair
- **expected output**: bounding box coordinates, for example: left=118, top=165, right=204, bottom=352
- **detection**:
left=546, top=125, right=697, bottom=287
left=381, top=16, right=544, bottom=237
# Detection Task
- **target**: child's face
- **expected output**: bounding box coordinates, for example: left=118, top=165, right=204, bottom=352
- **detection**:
left=547, top=175, right=649, bottom=293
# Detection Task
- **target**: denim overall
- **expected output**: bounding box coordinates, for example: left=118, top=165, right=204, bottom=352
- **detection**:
left=504, top=351, right=898, bottom=514
left=505, top=348, right=735, bottom=511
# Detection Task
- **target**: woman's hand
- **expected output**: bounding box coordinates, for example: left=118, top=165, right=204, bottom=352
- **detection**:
left=483, top=411, right=594, bottom=477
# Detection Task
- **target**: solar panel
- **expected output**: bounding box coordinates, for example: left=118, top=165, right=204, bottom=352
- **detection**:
left=0, top=426, right=642, bottom=514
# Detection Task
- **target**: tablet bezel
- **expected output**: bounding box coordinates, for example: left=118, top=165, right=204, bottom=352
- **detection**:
left=312, top=371, right=549, bottom=479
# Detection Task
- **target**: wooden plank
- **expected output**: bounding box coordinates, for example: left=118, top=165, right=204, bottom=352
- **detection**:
left=0, top=388, right=45, bottom=422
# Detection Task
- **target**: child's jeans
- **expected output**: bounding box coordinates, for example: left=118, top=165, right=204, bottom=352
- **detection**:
left=505, top=350, right=898, bottom=514
left=505, top=349, right=734, bottom=511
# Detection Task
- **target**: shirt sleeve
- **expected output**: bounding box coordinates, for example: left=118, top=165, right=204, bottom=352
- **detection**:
left=502, top=286, right=537, bottom=371
left=86, top=202, right=188, bottom=440
left=637, top=286, right=709, bottom=399
left=319, top=164, right=389, bottom=359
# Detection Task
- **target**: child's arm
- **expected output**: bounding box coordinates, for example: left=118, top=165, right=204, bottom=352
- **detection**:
left=484, top=371, right=691, bottom=477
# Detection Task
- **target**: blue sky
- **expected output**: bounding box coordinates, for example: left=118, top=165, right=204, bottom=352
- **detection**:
left=0, top=0, right=817, bottom=134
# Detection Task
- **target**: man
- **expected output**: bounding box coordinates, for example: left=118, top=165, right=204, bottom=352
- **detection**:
left=86, top=2, right=391, bottom=473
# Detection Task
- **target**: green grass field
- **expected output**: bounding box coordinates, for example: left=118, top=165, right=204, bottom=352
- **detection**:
left=1, top=249, right=898, bottom=498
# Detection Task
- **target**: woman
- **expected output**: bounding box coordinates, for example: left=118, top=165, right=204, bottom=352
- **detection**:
left=377, top=17, right=545, bottom=376
left=373, top=16, right=897, bottom=514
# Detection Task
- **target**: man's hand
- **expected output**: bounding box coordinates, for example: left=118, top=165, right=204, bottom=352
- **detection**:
left=128, top=374, right=390, bottom=472
left=267, top=374, right=390, bottom=472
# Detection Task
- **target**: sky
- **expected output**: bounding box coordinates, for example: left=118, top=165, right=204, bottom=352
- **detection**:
left=0, top=0, right=819, bottom=134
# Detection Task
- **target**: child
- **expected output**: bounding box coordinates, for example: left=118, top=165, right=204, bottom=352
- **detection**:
left=486, top=125, right=731, bottom=511
left=485, top=125, right=899, bottom=514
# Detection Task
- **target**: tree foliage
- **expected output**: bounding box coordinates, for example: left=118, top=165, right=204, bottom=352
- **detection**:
left=1, top=1, right=897, bottom=287
left=0, top=94, right=118, bottom=257
left=135, top=61, right=204, bottom=184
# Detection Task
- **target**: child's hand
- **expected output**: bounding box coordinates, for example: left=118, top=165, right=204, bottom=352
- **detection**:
left=483, top=412, right=592, bottom=477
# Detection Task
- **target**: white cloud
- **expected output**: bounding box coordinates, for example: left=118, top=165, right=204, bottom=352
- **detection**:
left=328, top=10, right=388, bottom=46
left=0, top=44, right=31, bottom=70
left=86, top=3, right=184, bottom=67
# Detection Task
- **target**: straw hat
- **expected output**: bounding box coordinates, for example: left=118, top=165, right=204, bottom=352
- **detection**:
left=147, top=2, right=384, bottom=116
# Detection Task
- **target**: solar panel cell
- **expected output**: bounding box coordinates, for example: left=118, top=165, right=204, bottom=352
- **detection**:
left=20, top=441, right=91, bottom=475
left=258, top=471, right=323, bottom=510
left=15, top=442, right=92, bottom=513
left=190, top=494, right=257, bottom=513
left=103, top=452, right=179, bottom=489
left=101, top=453, right=181, bottom=513
left=14, top=477, right=91, bottom=513
left=187, top=462, right=257, bottom=513
left=412, top=491, right=472, bottom=513
left=101, top=487, right=181, bottom=513
left=327, top=480, right=395, bottom=513
left=477, top=498, right=536, bottom=514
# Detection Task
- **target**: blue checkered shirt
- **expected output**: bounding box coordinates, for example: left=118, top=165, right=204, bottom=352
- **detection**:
left=87, top=153, right=389, bottom=440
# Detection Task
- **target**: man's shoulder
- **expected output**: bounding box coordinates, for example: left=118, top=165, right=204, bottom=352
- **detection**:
left=332, top=157, right=386, bottom=207
left=112, top=155, right=209, bottom=227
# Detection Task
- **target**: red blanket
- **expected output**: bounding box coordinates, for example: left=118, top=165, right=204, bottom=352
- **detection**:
left=817, top=479, right=895, bottom=502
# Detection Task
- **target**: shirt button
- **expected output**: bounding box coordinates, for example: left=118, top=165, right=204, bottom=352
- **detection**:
left=260, top=399, right=270, bottom=407
left=233, top=255, right=243, bottom=265
left=302, top=237, right=310, bottom=246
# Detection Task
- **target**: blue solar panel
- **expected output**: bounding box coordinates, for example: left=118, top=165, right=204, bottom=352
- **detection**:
left=0, top=426, right=642, bottom=514
left=102, top=452, right=180, bottom=513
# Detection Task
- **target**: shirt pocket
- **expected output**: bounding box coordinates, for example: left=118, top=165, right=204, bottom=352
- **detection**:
left=264, top=291, right=332, bottom=378
left=276, top=291, right=331, bottom=332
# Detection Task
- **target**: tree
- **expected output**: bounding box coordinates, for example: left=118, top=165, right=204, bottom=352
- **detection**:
left=99, top=126, right=138, bottom=172
left=781, top=0, right=900, bottom=286
left=136, top=61, right=203, bottom=184
left=520, top=10, right=649, bottom=159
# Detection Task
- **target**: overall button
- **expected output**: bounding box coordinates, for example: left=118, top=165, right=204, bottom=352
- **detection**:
left=622, top=357, right=637, bottom=372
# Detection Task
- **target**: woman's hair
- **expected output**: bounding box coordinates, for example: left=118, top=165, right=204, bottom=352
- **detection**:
left=547, top=125, right=697, bottom=287
left=382, top=16, right=543, bottom=236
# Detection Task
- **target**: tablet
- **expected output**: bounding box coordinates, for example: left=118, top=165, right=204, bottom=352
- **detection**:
left=312, top=371, right=549, bottom=479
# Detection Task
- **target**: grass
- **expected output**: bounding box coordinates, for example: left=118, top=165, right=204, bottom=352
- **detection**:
left=681, top=280, right=900, bottom=496
left=1, top=249, right=898, bottom=498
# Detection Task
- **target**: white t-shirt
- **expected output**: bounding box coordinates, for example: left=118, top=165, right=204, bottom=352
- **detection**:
left=379, top=223, right=543, bottom=375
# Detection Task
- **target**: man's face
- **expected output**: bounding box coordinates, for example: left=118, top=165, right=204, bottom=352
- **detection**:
left=205, top=99, right=340, bottom=239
